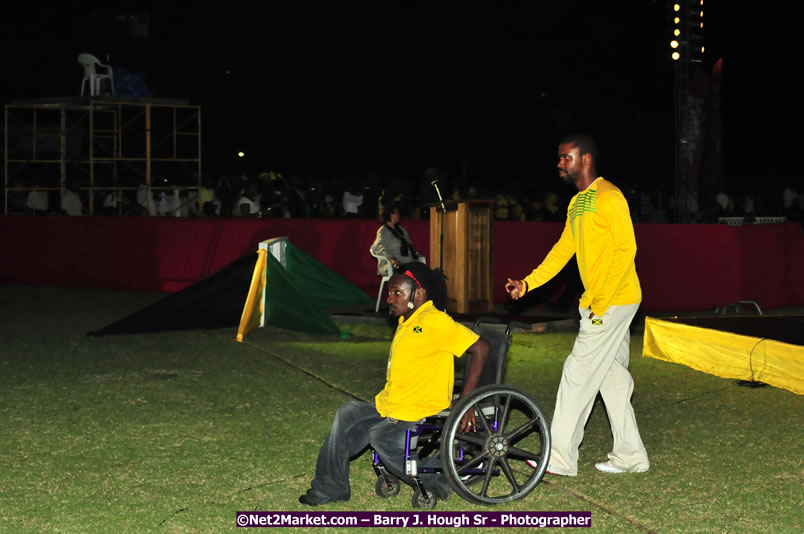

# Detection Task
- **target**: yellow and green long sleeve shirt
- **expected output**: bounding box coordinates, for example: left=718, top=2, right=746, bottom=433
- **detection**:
left=522, top=177, right=641, bottom=317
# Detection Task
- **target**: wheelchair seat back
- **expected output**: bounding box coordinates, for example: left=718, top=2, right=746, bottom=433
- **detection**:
left=455, top=323, right=512, bottom=392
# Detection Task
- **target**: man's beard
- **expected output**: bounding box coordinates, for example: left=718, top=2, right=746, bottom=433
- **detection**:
left=559, top=169, right=577, bottom=184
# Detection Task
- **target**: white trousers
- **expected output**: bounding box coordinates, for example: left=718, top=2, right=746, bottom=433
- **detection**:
left=549, top=303, right=649, bottom=475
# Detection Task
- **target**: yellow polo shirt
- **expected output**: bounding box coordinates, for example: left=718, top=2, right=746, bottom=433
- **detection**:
left=375, top=301, right=479, bottom=421
left=522, top=177, right=641, bottom=317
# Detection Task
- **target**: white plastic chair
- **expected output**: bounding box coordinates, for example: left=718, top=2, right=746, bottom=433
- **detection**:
left=370, top=249, right=393, bottom=313
left=78, top=53, right=115, bottom=96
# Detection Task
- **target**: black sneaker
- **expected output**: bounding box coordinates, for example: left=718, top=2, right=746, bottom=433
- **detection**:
left=298, top=489, right=349, bottom=506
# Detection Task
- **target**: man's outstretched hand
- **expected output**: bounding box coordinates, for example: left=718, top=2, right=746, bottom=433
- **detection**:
left=505, top=278, right=524, bottom=300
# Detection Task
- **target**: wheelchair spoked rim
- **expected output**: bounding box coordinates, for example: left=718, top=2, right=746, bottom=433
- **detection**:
left=440, top=384, right=551, bottom=504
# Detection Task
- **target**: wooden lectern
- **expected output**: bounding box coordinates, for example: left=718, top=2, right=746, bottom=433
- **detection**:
left=429, top=199, right=495, bottom=314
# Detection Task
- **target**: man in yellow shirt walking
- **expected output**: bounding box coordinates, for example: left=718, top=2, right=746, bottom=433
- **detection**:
left=505, top=133, right=649, bottom=476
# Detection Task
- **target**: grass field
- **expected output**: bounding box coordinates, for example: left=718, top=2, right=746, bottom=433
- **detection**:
left=1, top=286, right=802, bottom=533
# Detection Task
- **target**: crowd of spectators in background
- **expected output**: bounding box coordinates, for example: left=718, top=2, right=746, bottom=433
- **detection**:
left=4, top=167, right=803, bottom=226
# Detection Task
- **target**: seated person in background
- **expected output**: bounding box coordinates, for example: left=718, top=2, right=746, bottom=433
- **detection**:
left=299, top=262, right=490, bottom=506
left=26, top=188, right=50, bottom=216
left=61, top=179, right=84, bottom=216
left=198, top=176, right=220, bottom=217
left=370, top=203, right=422, bottom=274
left=237, top=179, right=262, bottom=217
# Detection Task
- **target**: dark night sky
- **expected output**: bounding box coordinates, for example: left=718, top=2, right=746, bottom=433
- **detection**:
left=0, top=1, right=783, bottom=190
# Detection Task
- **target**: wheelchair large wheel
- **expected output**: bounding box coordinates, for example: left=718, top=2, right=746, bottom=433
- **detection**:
left=439, top=384, right=550, bottom=504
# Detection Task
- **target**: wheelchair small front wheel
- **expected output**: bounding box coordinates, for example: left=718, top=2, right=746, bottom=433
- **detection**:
left=440, top=384, right=551, bottom=505
left=375, top=474, right=401, bottom=498
left=411, top=488, right=438, bottom=509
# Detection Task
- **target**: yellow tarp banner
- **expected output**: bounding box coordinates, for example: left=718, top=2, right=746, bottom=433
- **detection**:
left=643, top=317, right=804, bottom=395
left=236, top=249, right=267, bottom=343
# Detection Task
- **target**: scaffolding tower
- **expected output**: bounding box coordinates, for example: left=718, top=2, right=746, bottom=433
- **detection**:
left=4, top=97, right=201, bottom=216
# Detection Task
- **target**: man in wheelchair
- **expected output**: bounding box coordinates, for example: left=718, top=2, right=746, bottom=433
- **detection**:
left=299, top=262, right=490, bottom=507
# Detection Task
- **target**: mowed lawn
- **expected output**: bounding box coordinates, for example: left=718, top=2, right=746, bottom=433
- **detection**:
left=0, top=286, right=801, bottom=533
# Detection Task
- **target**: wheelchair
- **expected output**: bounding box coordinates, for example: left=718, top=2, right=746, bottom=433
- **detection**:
left=372, top=321, right=551, bottom=509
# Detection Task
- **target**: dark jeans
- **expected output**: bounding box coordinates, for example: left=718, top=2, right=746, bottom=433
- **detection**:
left=310, top=399, right=440, bottom=499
